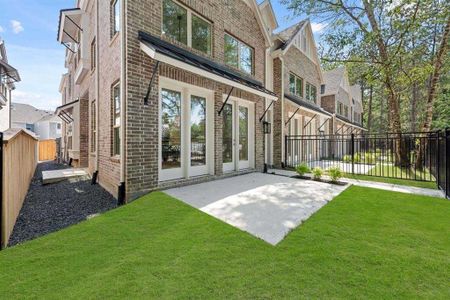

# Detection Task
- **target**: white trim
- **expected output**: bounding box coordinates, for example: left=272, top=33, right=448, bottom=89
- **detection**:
left=159, top=77, right=215, bottom=182
left=140, top=42, right=278, bottom=101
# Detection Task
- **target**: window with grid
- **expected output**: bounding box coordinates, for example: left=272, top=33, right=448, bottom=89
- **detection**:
left=111, top=0, right=120, bottom=37
left=112, top=82, right=120, bottom=156
left=289, top=73, right=303, bottom=97
left=162, top=0, right=212, bottom=55
left=224, top=33, right=254, bottom=74
left=305, top=83, right=317, bottom=103
left=91, top=100, right=96, bottom=152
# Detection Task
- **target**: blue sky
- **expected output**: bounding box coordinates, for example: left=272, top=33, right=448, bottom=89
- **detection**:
left=0, top=0, right=323, bottom=111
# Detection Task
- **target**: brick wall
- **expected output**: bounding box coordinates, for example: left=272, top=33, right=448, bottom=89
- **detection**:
left=272, top=58, right=283, bottom=168
left=321, top=94, right=335, bottom=114
left=125, top=0, right=267, bottom=200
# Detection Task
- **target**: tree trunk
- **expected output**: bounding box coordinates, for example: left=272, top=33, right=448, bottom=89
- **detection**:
left=415, top=16, right=450, bottom=170
left=410, top=82, right=418, bottom=132
left=362, top=0, right=408, bottom=166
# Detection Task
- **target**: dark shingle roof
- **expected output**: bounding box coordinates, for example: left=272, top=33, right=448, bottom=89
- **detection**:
left=284, top=93, right=331, bottom=116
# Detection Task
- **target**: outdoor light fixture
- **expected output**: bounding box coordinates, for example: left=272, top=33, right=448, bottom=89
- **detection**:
left=263, top=121, right=271, bottom=134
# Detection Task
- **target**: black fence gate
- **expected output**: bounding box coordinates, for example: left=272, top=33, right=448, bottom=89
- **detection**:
left=284, top=129, right=450, bottom=198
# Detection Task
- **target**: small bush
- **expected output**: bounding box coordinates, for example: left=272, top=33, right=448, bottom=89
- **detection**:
left=364, top=152, right=376, bottom=164
left=296, top=163, right=310, bottom=176
left=328, top=167, right=342, bottom=183
left=354, top=153, right=362, bottom=163
left=312, top=167, right=323, bottom=180
left=343, top=155, right=352, bottom=163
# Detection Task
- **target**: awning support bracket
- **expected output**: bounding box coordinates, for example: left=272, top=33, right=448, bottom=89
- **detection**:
left=62, top=42, right=75, bottom=53
left=317, top=118, right=330, bottom=131
left=62, top=29, right=79, bottom=44
left=259, top=100, right=274, bottom=122
left=284, top=108, right=300, bottom=126
left=218, top=87, right=234, bottom=116
left=335, top=124, right=344, bottom=134
left=144, top=61, right=160, bottom=106
left=66, top=15, right=83, bottom=32
left=57, top=113, right=71, bottom=124
left=303, top=114, right=317, bottom=129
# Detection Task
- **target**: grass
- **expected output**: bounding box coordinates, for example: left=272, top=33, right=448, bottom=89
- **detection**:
left=366, top=164, right=435, bottom=181
left=0, top=187, right=449, bottom=299
left=344, top=173, right=438, bottom=189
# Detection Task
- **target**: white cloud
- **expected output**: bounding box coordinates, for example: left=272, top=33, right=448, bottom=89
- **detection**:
left=311, top=22, right=327, bottom=33
left=12, top=90, right=60, bottom=111
left=10, top=20, right=24, bottom=34
left=0, top=26, right=4, bottom=33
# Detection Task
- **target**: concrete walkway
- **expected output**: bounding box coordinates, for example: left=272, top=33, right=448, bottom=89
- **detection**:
left=269, top=168, right=445, bottom=198
left=166, top=173, right=349, bottom=245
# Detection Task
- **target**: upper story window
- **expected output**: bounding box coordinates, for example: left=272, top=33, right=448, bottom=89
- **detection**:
left=112, top=82, right=121, bottom=156
left=111, top=0, right=120, bottom=37
left=289, top=73, right=303, bottom=97
left=224, top=34, right=254, bottom=75
left=162, top=0, right=212, bottom=55
left=344, top=105, right=349, bottom=118
left=337, top=101, right=343, bottom=115
left=305, top=83, right=317, bottom=103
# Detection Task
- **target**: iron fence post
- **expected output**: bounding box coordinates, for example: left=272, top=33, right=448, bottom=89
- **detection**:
left=446, top=128, right=450, bottom=199
left=284, top=135, right=288, bottom=168
left=351, top=133, right=355, bottom=174
left=436, top=130, right=441, bottom=189
left=0, top=132, right=3, bottom=249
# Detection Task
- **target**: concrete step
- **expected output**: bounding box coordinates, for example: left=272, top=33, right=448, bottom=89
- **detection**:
left=42, top=168, right=90, bottom=184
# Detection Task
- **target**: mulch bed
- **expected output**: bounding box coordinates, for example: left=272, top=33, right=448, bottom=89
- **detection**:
left=8, top=161, right=117, bottom=247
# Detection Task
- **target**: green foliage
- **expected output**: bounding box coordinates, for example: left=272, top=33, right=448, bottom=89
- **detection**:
left=364, top=152, right=377, bottom=164
left=343, top=155, right=352, bottom=163
left=296, top=163, right=310, bottom=176
left=312, top=167, right=324, bottom=180
left=328, top=167, right=343, bottom=183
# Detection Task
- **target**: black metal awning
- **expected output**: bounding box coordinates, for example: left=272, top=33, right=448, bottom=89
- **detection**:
left=57, top=8, right=83, bottom=52
left=138, top=31, right=277, bottom=100
left=55, top=99, right=79, bottom=123
left=0, top=60, right=21, bottom=83
left=335, top=114, right=366, bottom=130
left=284, top=93, right=331, bottom=117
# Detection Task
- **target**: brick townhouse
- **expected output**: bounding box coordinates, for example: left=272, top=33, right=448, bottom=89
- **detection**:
left=56, top=0, right=278, bottom=202
left=321, top=66, right=365, bottom=135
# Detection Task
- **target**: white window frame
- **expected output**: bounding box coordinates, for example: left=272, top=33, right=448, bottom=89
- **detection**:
left=289, top=72, right=303, bottom=97
left=221, top=94, right=255, bottom=172
left=224, top=33, right=254, bottom=75
left=162, top=0, right=212, bottom=54
left=158, top=77, right=215, bottom=181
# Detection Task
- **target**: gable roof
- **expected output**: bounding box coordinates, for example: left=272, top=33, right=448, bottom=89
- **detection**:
left=322, top=67, right=346, bottom=96
left=275, top=20, right=307, bottom=50
left=11, top=103, right=54, bottom=124
left=258, top=0, right=278, bottom=31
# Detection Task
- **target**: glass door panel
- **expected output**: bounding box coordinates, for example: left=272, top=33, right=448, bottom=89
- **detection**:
left=222, top=103, right=234, bottom=172
left=190, top=95, right=206, bottom=166
left=161, top=88, right=183, bottom=180
left=238, top=106, right=249, bottom=161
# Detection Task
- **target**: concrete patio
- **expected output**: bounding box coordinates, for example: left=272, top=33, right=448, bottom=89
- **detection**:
left=165, top=173, right=349, bottom=245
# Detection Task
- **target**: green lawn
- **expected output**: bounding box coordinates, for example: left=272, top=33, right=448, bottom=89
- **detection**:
left=344, top=173, right=438, bottom=189
left=365, top=164, right=435, bottom=181
left=1, top=187, right=449, bottom=299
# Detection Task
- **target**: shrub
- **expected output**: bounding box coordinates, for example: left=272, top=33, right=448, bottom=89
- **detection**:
left=342, top=155, right=352, bottom=163
left=328, top=167, right=342, bottom=183
left=354, top=153, right=362, bottom=163
left=295, top=163, right=310, bottom=176
left=364, top=152, right=376, bottom=164
left=312, top=167, right=323, bottom=180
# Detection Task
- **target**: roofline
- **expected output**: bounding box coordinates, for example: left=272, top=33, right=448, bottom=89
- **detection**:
left=284, top=93, right=332, bottom=117
left=259, top=0, right=279, bottom=29
left=249, top=0, right=273, bottom=47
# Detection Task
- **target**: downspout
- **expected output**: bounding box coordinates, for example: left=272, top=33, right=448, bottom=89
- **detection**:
left=118, top=0, right=127, bottom=204
left=93, top=0, right=100, bottom=182
left=280, top=57, right=285, bottom=165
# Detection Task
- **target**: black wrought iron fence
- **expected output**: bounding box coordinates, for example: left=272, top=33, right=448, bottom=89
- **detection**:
left=284, top=130, right=449, bottom=198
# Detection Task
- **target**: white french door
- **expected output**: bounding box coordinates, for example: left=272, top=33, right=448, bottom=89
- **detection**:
left=222, top=96, right=255, bottom=172
left=159, top=77, right=214, bottom=181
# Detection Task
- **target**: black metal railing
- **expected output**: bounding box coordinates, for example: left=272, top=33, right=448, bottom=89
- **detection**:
left=284, top=130, right=449, bottom=198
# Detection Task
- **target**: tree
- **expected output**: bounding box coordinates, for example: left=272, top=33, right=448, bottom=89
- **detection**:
left=283, top=0, right=450, bottom=166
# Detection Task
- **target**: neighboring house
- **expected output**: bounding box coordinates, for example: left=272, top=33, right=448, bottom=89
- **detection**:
left=258, top=3, right=333, bottom=167
left=56, top=0, right=278, bottom=201
left=321, top=67, right=365, bottom=135
left=11, top=103, right=62, bottom=139
left=0, top=38, right=21, bottom=132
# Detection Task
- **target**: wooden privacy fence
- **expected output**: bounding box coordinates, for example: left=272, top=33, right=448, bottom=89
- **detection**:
left=1, top=129, right=38, bottom=248
left=38, top=139, right=56, bottom=161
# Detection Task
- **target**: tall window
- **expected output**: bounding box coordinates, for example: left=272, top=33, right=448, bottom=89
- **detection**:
left=91, top=100, right=96, bottom=152
left=90, top=38, right=96, bottom=71
left=289, top=73, right=303, bottom=97
left=162, top=0, right=211, bottom=54
left=190, top=96, right=206, bottom=166
left=337, top=102, right=343, bottom=115
left=344, top=105, right=349, bottom=118
left=224, top=34, right=253, bottom=74
left=112, top=82, right=120, bottom=156
left=111, top=0, right=120, bottom=37
left=161, top=89, right=182, bottom=169
left=305, top=83, right=317, bottom=103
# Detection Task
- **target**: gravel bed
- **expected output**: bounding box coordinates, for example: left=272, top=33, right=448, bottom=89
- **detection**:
left=8, top=161, right=117, bottom=246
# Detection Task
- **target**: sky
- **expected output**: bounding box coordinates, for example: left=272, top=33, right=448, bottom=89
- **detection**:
left=0, top=0, right=324, bottom=111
